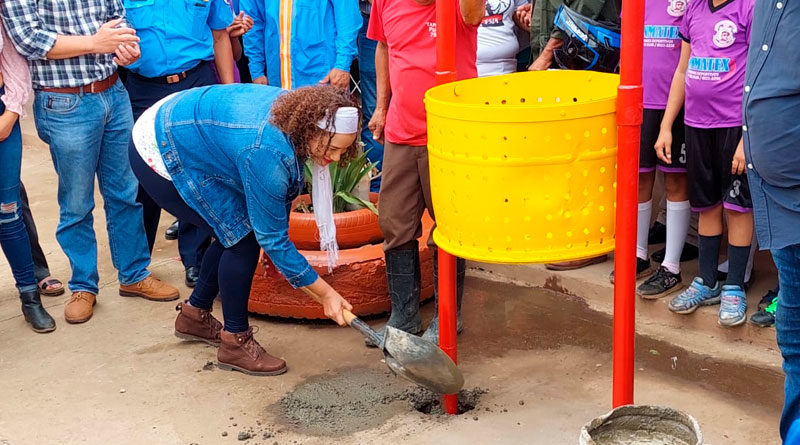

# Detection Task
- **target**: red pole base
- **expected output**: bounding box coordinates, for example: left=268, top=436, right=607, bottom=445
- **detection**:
left=612, top=85, right=644, bottom=408
left=438, top=248, right=459, bottom=415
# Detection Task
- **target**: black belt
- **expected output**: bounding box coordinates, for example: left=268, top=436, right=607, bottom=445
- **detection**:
left=129, top=61, right=208, bottom=85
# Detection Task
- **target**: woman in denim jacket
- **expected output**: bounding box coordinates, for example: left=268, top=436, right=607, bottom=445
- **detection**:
left=130, top=84, right=358, bottom=376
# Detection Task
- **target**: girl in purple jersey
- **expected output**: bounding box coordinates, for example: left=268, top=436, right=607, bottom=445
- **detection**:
left=611, top=0, right=692, bottom=301
left=655, top=0, right=755, bottom=327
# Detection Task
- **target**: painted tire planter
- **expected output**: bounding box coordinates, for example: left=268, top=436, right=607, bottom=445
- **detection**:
left=249, top=211, right=435, bottom=319
left=289, top=193, right=384, bottom=250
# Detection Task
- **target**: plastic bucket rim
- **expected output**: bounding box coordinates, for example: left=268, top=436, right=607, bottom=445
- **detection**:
left=425, top=71, right=620, bottom=123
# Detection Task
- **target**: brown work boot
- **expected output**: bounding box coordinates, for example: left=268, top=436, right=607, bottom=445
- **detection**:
left=174, top=301, right=222, bottom=346
left=119, top=275, right=179, bottom=301
left=545, top=255, right=608, bottom=271
left=65, top=292, right=96, bottom=324
left=217, top=328, right=287, bottom=376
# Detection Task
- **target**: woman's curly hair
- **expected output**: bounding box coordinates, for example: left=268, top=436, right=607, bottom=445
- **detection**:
left=270, top=85, right=362, bottom=162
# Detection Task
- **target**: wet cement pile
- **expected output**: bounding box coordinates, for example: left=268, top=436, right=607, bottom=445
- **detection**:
left=586, top=408, right=699, bottom=445
left=275, top=368, right=485, bottom=436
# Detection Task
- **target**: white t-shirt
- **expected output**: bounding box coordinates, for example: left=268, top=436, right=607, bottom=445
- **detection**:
left=133, top=93, right=179, bottom=181
left=477, top=0, right=530, bottom=77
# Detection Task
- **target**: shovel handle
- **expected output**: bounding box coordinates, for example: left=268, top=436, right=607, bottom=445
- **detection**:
left=301, top=287, right=357, bottom=326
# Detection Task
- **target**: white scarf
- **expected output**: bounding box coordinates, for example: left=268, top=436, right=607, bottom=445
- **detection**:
left=311, top=107, right=359, bottom=273
left=311, top=106, right=358, bottom=272
left=312, top=163, right=338, bottom=273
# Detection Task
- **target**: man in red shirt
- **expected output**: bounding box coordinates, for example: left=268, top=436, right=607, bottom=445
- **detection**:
left=367, top=0, right=484, bottom=343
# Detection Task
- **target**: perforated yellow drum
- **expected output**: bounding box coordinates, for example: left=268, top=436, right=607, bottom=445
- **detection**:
left=425, top=70, right=620, bottom=264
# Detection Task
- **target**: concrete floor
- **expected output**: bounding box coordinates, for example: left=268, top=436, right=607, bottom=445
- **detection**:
left=0, top=125, right=784, bottom=444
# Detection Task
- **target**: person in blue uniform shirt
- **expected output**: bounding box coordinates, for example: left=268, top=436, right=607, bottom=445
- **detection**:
left=356, top=0, right=383, bottom=192
left=240, top=0, right=361, bottom=90
left=124, top=0, right=252, bottom=287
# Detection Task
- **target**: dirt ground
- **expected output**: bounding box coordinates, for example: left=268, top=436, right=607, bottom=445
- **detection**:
left=0, top=135, right=783, bottom=444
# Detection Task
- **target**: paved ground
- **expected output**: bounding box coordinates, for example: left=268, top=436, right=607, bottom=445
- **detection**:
left=0, top=122, right=784, bottom=444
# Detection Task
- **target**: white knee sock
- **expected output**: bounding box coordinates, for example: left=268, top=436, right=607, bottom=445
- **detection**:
left=637, top=201, right=653, bottom=261
left=663, top=200, right=691, bottom=274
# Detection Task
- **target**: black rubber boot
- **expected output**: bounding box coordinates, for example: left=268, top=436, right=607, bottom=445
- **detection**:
left=20, top=289, right=56, bottom=333
left=422, top=247, right=465, bottom=344
left=366, top=242, right=423, bottom=347
left=383, top=242, right=423, bottom=333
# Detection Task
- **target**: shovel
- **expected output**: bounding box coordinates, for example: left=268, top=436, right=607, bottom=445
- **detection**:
left=302, top=288, right=464, bottom=394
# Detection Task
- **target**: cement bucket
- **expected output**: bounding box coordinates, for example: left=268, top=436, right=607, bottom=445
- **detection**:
left=580, top=405, right=703, bottom=445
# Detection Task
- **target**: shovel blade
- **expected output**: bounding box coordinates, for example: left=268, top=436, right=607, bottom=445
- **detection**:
left=382, top=326, right=464, bottom=394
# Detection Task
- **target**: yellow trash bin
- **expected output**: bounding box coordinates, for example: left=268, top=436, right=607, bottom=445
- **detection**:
left=425, top=70, right=619, bottom=264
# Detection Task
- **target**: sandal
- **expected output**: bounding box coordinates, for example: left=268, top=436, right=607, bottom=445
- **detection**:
left=39, top=278, right=65, bottom=297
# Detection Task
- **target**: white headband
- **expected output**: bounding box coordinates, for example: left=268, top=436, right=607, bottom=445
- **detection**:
left=316, top=107, right=359, bottom=134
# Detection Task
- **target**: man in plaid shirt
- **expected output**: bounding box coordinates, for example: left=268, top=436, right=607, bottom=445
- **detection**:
left=1, top=0, right=181, bottom=325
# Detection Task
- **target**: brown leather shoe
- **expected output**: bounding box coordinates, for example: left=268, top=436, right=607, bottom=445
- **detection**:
left=174, top=301, right=222, bottom=346
left=65, top=292, right=96, bottom=324
left=217, top=328, right=287, bottom=376
left=119, top=275, right=179, bottom=301
left=545, top=254, right=608, bottom=271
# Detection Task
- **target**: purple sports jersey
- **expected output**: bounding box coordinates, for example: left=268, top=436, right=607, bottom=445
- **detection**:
left=643, top=0, right=687, bottom=109
left=680, top=0, right=753, bottom=128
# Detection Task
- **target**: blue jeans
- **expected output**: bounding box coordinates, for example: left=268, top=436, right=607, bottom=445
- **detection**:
left=0, top=88, right=37, bottom=293
left=33, top=79, right=151, bottom=294
left=774, top=243, right=800, bottom=442
left=358, top=13, right=384, bottom=192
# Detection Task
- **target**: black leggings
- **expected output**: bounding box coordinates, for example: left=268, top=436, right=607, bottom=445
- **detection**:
left=129, top=142, right=260, bottom=333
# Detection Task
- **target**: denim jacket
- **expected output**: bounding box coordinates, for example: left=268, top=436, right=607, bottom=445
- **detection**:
left=155, top=84, right=318, bottom=288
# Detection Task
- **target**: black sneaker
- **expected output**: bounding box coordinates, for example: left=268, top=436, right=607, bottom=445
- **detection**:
left=650, top=243, right=699, bottom=263
left=648, top=222, right=667, bottom=245
left=759, top=287, right=779, bottom=311
left=609, top=257, right=652, bottom=284
left=750, top=296, right=777, bottom=327
left=637, top=266, right=683, bottom=300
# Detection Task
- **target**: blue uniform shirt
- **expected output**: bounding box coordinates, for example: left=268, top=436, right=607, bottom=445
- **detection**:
left=240, top=0, right=360, bottom=89
left=125, top=0, right=233, bottom=78
left=742, top=0, right=800, bottom=250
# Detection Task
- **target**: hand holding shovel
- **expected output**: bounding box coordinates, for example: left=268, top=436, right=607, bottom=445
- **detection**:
left=302, top=288, right=464, bottom=394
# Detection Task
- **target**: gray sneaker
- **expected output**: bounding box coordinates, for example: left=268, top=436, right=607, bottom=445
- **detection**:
left=668, top=277, right=721, bottom=314
left=719, top=285, right=747, bottom=327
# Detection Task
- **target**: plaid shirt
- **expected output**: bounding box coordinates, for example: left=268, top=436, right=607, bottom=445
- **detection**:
left=1, top=0, right=125, bottom=89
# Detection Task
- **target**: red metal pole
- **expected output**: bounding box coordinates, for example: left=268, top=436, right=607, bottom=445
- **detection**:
left=438, top=250, right=459, bottom=414
left=435, top=0, right=459, bottom=415
left=435, top=0, right=457, bottom=85
left=612, top=0, right=645, bottom=408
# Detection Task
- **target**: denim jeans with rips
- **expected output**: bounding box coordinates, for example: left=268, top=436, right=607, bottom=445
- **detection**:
left=0, top=87, right=37, bottom=293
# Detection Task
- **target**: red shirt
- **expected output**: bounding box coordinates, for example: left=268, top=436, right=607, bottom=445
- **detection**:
left=368, top=0, right=478, bottom=146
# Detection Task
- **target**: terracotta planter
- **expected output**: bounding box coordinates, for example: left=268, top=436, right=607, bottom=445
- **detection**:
left=249, top=213, right=435, bottom=319
left=289, top=192, right=384, bottom=250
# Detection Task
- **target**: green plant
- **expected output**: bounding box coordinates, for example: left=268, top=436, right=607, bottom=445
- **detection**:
left=302, top=150, right=379, bottom=215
